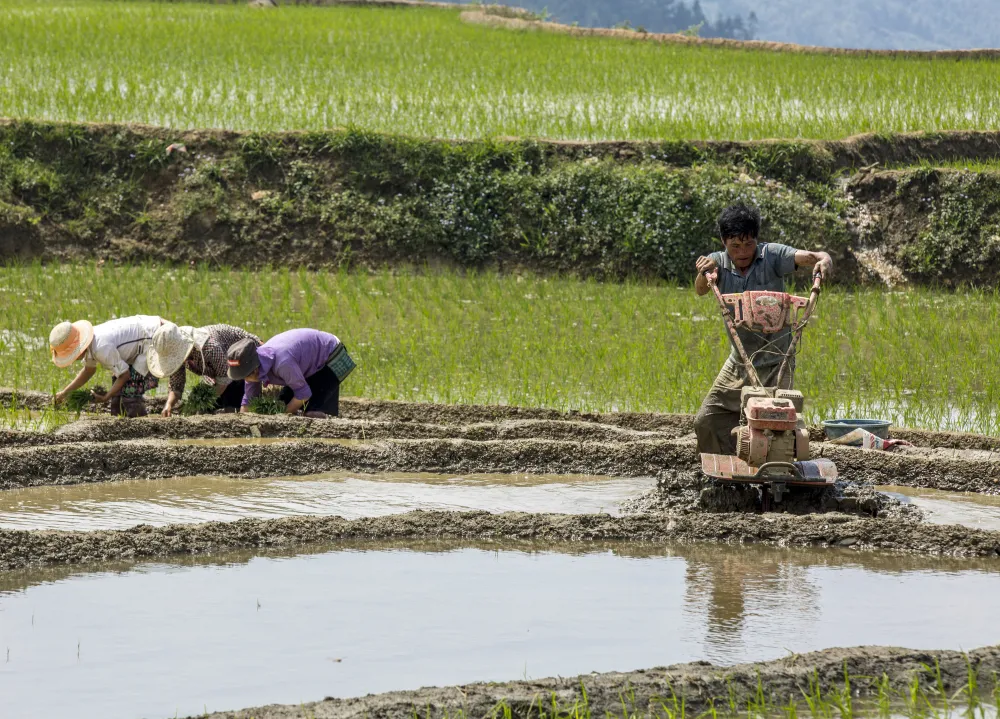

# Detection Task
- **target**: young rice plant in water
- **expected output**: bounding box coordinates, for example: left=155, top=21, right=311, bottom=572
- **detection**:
left=1, top=0, right=1000, bottom=140
left=1, top=263, right=997, bottom=434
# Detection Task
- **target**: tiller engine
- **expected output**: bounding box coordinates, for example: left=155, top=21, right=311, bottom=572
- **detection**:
left=699, top=269, right=838, bottom=509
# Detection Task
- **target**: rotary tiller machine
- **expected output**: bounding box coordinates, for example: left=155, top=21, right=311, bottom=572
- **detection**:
left=699, top=268, right=838, bottom=510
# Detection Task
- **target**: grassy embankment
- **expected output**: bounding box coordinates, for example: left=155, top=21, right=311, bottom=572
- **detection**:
left=2, top=264, right=998, bottom=434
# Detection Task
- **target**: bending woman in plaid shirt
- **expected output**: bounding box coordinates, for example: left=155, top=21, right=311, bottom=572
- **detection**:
left=147, top=323, right=261, bottom=417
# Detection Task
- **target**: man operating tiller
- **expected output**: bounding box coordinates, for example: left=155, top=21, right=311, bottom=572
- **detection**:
left=693, top=203, right=833, bottom=457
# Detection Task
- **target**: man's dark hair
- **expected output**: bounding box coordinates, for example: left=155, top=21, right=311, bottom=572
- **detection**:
left=717, top=203, right=761, bottom=242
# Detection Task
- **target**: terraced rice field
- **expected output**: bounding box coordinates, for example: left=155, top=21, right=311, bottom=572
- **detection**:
left=3, top=2, right=1000, bottom=717
left=1, top=0, right=1000, bottom=139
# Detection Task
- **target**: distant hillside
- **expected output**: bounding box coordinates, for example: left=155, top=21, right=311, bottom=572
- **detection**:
left=699, top=0, right=1000, bottom=50
left=464, top=0, right=758, bottom=39
left=489, top=0, right=1000, bottom=50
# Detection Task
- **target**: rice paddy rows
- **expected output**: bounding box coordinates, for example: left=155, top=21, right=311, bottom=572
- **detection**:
left=1, top=0, right=999, bottom=140
left=0, top=264, right=996, bottom=434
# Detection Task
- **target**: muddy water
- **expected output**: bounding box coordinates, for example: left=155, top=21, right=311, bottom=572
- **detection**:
left=0, top=472, right=653, bottom=531
left=880, top=485, right=1000, bottom=531
left=1, top=542, right=998, bottom=719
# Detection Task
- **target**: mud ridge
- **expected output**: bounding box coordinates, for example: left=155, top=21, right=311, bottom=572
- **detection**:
left=0, top=438, right=692, bottom=489
left=197, top=644, right=1000, bottom=719
left=3, top=431, right=999, bottom=497
left=0, top=414, right=684, bottom=448
left=819, top=443, right=1000, bottom=493
left=9, top=389, right=1000, bottom=449
left=4, top=508, right=1000, bottom=571
left=7, top=537, right=999, bottom=596
left=0, top=389, right=696, bottom=432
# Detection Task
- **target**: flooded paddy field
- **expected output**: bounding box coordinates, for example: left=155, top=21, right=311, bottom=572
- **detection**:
left=0, top=471, right=653, bottom=531
left=0, top=398, right=999, bottom=562
left=880, top=485, right=1000, bottom=531
left=1, top=396, right=1000, bottom=717
left=3, top=541, right=1000, bottom=719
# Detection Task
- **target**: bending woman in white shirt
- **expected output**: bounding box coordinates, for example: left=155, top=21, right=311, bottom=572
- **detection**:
left=50, top=315, right=165, bottom=417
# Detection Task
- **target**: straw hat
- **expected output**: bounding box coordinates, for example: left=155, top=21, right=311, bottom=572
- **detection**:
left=49, top=320, right=95, bottom=368
left=148, top=322, right=198, bottom=379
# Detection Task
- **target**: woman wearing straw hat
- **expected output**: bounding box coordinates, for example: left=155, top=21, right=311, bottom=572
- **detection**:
left=148, top=322, right=261, bottom=417
left=50, top=315, right=164, bottom=417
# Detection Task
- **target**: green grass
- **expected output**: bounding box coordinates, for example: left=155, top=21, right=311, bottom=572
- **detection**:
left=1, top=0, right=1000, bottom=140
left=1, top=263, right=998, bottom=435
left=894, top=159, right=1000, bottom=172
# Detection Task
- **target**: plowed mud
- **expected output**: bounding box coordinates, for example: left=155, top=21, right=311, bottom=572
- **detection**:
left=820, top=443, right=1000, bottom=494
left=3, top=428, right=999, bottom=497
left=0, top=438, right=692, bottom=489
left=42, top=414, right=680, bottom=445
left=4, top=393, right=1000, bottom=565
left=5, top=389, right=999, bottom=449
left=622, top=470, right=920, bottom=520
left=4, top=508, right=1000, bottom=572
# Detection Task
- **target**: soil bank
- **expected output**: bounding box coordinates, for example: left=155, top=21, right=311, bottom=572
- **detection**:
left=4, top=509, right=1000, bottom=571
left=3, top=431, right=999, bottom=496
left=199, top=644, right=1000, bottom=719
left=7, top=390, right=1000, bottom=449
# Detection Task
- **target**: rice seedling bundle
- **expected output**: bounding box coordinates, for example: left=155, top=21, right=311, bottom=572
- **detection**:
left=180, top=381, right=219, bottom=416
left=248, top=395, right=285, bottom=415
left=64, top=388, right=93, bottom=412
left=0, top=0, right=998, bottom=140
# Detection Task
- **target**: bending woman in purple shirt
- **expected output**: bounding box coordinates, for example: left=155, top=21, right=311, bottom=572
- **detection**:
left=226, top=328, right=344, bottom=417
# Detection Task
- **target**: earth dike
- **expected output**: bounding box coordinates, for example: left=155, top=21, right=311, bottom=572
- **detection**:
left=199, top=644, right=1000, bottom=719
left=1, top=396, right=999, bottom=566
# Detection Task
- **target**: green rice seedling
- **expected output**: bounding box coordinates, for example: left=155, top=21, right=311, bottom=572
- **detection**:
left=650, top=683, right=686, bottom=719
left=958, top=659, right=982, bottom=719
left=803, top=671, right=835, bottom=719
left=61, top=384, right=104, bottom=414
left=1, top=263, right=998, bottom=434
left=0, top=404, right=76, bottom=432
left=748, top=675, right=774, bottom=719
left=64, top=388, right=93, bottom=413
left=180, top=381, right=219, bottom=416
left=248, top=395, right=285, bottom=415
left=382, top=668, right=999, bottom=719
left=1, top=1, right=1000, bottom=141
left=875, top=674, right=892, bottom=719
